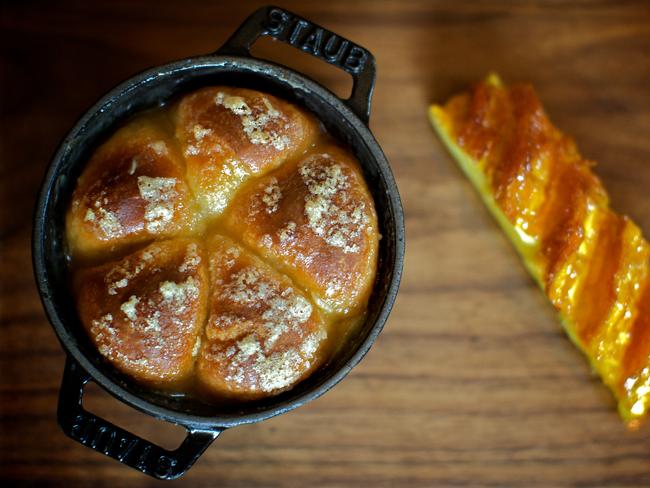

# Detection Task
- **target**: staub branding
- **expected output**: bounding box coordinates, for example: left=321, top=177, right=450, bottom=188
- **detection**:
left=57, top=359, right=218, bottom=479
left=69, top=412, right=177, bottom=478
left=48, top=5, right=382, bottom=479
left=263, top=7, right=368, bottom=74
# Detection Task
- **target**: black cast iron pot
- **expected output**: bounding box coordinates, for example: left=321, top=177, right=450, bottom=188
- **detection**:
left=33, top=6, right=404, bottom=480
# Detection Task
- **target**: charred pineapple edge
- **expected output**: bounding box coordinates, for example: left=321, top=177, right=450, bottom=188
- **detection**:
left=427, top=73, right=641, bottom=424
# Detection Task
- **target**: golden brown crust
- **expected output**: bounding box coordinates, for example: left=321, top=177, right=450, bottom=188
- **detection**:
left=443, top=81, right=614, bottom=286
left=623, top=283, right=650, bottom=379
left=66, top=86, right=378, bottom=401
left=435, top=77, right=650, bottom=424
left=196, top=235, right=327, bottom=400
left=222, top=145, right=379, bottom=316
left=174, top=86, right=319, bottom=217
left=66, top=119, right=199, bottom=262
left=74, top=238, right=208, bottom=386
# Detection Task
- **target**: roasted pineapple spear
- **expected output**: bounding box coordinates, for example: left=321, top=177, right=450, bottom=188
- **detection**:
left=429, top=74, right=650, bottom=427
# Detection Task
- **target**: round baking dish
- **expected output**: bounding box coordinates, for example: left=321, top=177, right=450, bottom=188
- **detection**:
left=32, top=6, right=404, bottom=479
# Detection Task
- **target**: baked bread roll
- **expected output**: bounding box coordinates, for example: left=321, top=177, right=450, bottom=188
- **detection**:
left=67, top=85, right=379, bottom=402
left=174, top=86, right=318, bottom=218
left=74, top=238, right=208, bottom=386
left=223, top=145, right=379, bottom=315
left=196, top=235, right=328, bottom=400
left=66, top=118, right=199, bottom=262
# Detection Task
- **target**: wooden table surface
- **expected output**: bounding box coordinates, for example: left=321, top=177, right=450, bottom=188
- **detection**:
left=2, top=1, right=650, bottom=486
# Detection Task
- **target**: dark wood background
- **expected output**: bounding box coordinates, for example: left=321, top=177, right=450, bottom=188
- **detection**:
left=2, top=1, right=650, bottom=486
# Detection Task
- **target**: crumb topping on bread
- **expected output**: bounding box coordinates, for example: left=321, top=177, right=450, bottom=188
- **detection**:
left=137, top=176, right=179, bottom=233
left=299, top=155, right=369, bottom=254
left=214, top=92, right=291, bottom=151
left=198, top=236, right=327, bottom=397
left=68, top=86, right=377, bottom=400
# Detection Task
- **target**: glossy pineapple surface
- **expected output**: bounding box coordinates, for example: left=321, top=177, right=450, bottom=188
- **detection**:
left=429, top=75, right=650, bottom=426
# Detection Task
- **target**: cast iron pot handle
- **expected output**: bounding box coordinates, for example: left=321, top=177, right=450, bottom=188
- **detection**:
left=57, top=357, right=221, bottom=480
left=217, top=5, right=376, bottom=124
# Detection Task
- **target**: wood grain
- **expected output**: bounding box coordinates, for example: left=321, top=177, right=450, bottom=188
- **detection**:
left=1, top=0, right=649, bottom=486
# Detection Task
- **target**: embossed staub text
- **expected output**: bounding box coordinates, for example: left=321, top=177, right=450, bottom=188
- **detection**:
left=263, top=7, right=368, bottom=74
left=69, top=412, right=177, bottom=478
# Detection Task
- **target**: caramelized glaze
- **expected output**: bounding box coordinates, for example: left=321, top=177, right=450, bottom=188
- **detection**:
left=67, top=87, right=379, bottom=403
left=66, top=118, right=201, bottom=262
left=174, top=87, right=319, bottom=218
left=196, top=235, right=328, bottom=400
left=430, top=74, right=650, bottom=425
left=223, top=145, right=379, bottom=315
left=74, top=239, right=209, bottom=387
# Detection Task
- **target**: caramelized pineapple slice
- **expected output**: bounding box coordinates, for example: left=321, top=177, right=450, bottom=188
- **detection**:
left=429, top=74, right=650, bottom=426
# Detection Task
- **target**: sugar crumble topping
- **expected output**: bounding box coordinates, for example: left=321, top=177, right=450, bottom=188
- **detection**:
left=220, top=159, right=247, bottom=179
left=193, top=124, right=212, bottom=141
left=91, top=269, right=201, bottom=374
left=91, top=243, right=206, bottom=373
left=226, top=341, right=301, bottom=391
left=73, top=88, right=377, bottom=396
left=214, top=92, right=291, bottom=151
left=278, top=221, right=297, bottom=246
left=90, top=313, right=115, bottom=342
left=209, top=263, right=324, bottom=392
left=179, top=243, right=201, bottom=273
left=209, top=312, right=241, bottom=331
left=184, top=123, right=228, bottom=162
left=261, top=177, right=281, bottom=214
left=300, top=329, right=326, bottom=357
left=299, top=157, right=367, bottom=254
left=262, top=292, right=312, bottom=347
left=211, top=246, right=241, bottom=279
left=222, top=246, right=241, bottom=270
left=109, top=278, right=129, bottom=294
left=325, top=280, right=341, bottom=298
left=95, top=204, right=122, bottom=238
left=185, top=144, right=199, bottom=156
left=88, top=191, right=123, bottom=238
left=140, top=308, right=163, bottom=335
left=91, top=313, right=149, bottom=369
left=236, top=334, right=262, bottom=358
left=106, top=245, right=161, bottom=295
left=222, top=328, right=326, bottom=392
left=261, top=234, right=273, bottom=248
left=137, top=176, right=178, bottom=233
left=159, top=276, right=199, bottom=313
left=120, top=295, right=140, bottom=321
left=148, top=140, right=168, bottom=156
left=141, top=246, right=160, bottom=263
left=221, top=267, right=274, bottom=305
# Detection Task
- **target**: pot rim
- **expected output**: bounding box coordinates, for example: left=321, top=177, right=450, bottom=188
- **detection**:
left=33, top=54, right=405, bottom=429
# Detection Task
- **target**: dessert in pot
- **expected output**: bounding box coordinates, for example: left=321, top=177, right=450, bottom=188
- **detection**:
left=67, top=87, right=379, bottom=402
